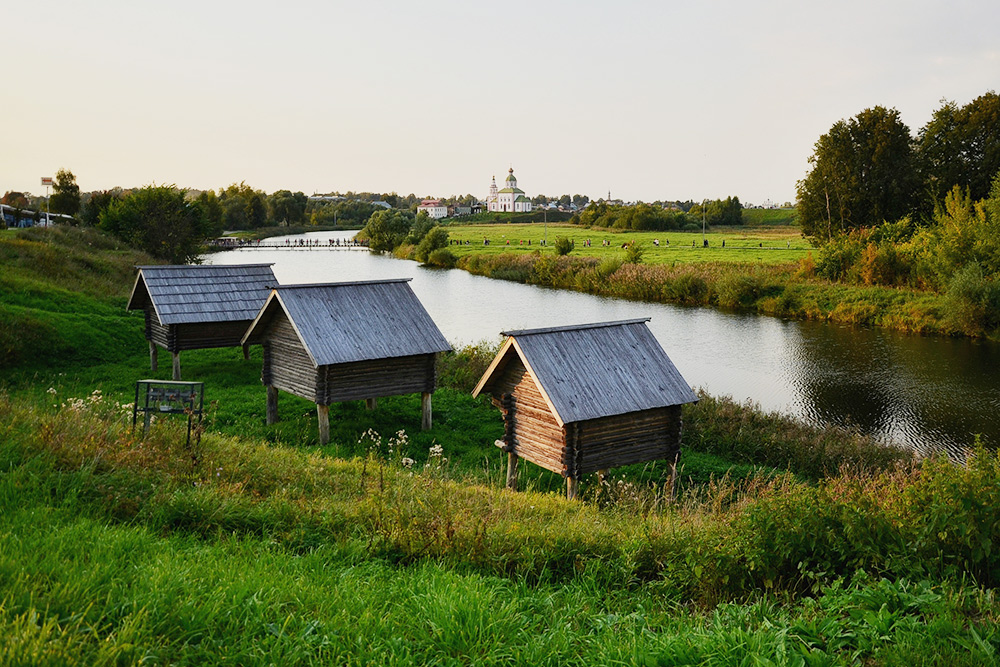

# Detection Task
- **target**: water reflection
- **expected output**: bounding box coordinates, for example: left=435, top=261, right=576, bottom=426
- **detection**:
left=203, top=230, right=1000, bottom=455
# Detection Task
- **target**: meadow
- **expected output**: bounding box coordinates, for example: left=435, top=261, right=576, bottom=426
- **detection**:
left=440, top=223, right=811, bottom=266
left=3, top=225, right=1000, bottom=664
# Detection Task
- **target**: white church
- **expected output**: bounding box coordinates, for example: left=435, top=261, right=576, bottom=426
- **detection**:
left=487, top=167, right=533, bottom=213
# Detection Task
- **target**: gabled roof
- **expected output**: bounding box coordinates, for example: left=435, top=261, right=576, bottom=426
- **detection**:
left=127, top=264, right=277, bottom=325
left=242, top=279, right=451, bottom=367
left=473, top=319, right=697, bottom=425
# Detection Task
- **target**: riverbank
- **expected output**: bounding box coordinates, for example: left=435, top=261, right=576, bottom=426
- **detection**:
left=409, top=223, right=996, bottom=339
left=3, top=225, right=1000, bottom=663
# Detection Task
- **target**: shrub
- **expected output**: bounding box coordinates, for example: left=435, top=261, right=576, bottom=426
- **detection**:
left=942, top=263, right=1000, bottom=333
left=623, top=242, right=644, bottom=264
left=415, top=227, right=449, bottom=262
left=426, top=248, right=457, bottom=269
left=665, top=273, right=710, bottom=304
left=554, top=236, right=573, bottom=255
left=714, top=271, right=765, bottom=309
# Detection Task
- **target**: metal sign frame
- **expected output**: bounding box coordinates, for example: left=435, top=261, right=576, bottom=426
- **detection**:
left=132, top=379, right=204, bottom=445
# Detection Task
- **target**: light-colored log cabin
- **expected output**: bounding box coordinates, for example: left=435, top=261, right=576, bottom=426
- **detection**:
left=473, top=319, right=698, bottom=499
left=241, top=280, right=452, bottom=444
left=127, top=264, right=277, bottom=380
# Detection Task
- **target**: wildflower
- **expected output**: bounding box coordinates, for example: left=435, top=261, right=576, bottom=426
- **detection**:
left=401, top=457, right=415, bottom=469
left=47, top=387, right=57, bottom=396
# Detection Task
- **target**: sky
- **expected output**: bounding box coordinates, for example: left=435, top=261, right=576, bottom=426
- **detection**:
left=3, top=0, right=998, bottom=206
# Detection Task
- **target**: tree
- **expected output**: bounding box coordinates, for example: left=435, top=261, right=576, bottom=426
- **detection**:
left=194, top=190, right=224, bottom=238
left=218, top=182, right=268, bottom=229
left=50, top=168, right=81, bottom=216
left=267, top=190, right=308, bottom=225
left=918, top=92, right=1000, bottom=206
left=246, top=192, right=268, bottom=228
left=361, top=209, right=413, bottom=253
left=98, top=185, right=210, bottom=263
left=405, top=211, right=435, bottom=245
left=797, top=106, right=919, bottom=242
left=415, top=226, right=449, bottom=263
left=79, top=190, right=121, bottom=227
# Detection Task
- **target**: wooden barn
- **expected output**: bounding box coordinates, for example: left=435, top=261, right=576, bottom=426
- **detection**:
left=240, top=279, right=452, bottom=444
left=127, top=264, right=277, bottom=380
left=472, top=319, right=698, bottom=499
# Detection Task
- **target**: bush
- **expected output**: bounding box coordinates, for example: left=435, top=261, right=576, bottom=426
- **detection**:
left=415, top=227, right=449, bottom=263
left=943, top=263, right=1000, bottom=333
left=426, top=248, right=457, bottom=269
left=623, top=242, right=644, bottom=264
left=554, top=236, right=573, bottom=255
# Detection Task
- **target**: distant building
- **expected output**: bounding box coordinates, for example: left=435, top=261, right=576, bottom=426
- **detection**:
left=487, top=168, right=533, bottom=213
left=417, top=199, right=449, bottom=219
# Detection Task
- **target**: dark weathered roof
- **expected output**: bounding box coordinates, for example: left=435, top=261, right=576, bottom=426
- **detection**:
left=127, top=264, right=277, bottom=325
left=242, top=280, right=452, bottom=366
left=474, top=319, right=697, bottom=425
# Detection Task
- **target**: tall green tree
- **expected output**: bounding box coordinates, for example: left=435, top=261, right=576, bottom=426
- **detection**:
left=361, top=209, right=413, bottom=253
left=267, top=190, right=308, bottom=225
left=79, top=190, right=121, bottom=227
left=917, top=92, right=1000, bottom=205
left=98, top=185, right=210, bottom=263
left=797, top=106, right=918, bottom=242
left=49, top=168, right=81, bottom=216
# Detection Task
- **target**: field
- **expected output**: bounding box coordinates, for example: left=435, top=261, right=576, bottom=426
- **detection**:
left=440, top=223, right=812, bottom=265
left=3, top=225, right=1000, bottom=664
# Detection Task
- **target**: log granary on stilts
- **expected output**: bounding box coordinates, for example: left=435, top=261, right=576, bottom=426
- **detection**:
left=472, top=319, right=698, bottom=500
left=241, top=279, right=451, bottom=444
left=127, top=264, right=277, bottom=380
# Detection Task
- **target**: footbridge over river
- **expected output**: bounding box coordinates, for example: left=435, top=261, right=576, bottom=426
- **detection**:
left=210, top=239, right=368, bottom=251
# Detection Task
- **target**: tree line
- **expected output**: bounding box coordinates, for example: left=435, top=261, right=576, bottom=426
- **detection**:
left=797, top=92, right=1000, bottom=242
left=571, top=197, right=744, bottom=231
left=796, top=91, right=1000, bottom=333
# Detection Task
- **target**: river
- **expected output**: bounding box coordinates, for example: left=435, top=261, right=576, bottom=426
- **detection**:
left=203, top=230, right=1000, bottom=457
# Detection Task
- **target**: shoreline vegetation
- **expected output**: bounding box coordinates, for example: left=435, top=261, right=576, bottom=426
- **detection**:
left=388, top=222, right=1000, bottom=341
left=4, top=225, right=1000, bottom=663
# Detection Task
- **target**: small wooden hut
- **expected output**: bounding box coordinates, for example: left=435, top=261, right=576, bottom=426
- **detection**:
left=127, top=264, right=277, bottom=380
left=472, top=319, right=698, bottom=499
left=241, top=279, right=452, bottom=444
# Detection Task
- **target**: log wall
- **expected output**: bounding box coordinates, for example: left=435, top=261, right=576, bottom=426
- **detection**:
left=260, top=313, right=439, bottom=405
left=489, top=358, right=567, bottom=474
left=570, top=405, right=681, bottom=477
left=144, top=307, right=251, bottom=353
left=319, top=353, right=437, bottom=404
left=262, top=316, right=319, bottom=401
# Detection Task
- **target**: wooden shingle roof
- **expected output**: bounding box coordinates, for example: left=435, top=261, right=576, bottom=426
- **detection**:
left=473, top=319, right=697, bottom=425
left=127, top=264, right=277, bottom=325
left=242, top=280, right=452, bottom=367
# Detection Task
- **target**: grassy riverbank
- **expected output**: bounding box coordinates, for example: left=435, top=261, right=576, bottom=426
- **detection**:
left=3, top=225, right=999, bottom=664
left=415, top=223, right=992, bottom=338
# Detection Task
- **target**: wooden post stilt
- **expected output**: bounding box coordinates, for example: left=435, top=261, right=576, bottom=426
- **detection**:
left=171, top=352, right=181, bottom=381
left=317, top=404, right=330, bottom=445
left=366, top=397, right=378, bottom=411
left=149, top=341, right=158, bottom=372
left=242, top=344, right=250, bottom=361
left=506, top=451, right=519, bottom=490
left=421, top=392, right=432, bottom=431
left=566, top=476, right=579, bottom=500
left=266, top=386, right=278, bottom=425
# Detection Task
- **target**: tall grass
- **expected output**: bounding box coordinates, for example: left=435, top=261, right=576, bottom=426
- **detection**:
left=3, top=390, right=998, bottom=602
left=455, top=251, right=979, bottom=337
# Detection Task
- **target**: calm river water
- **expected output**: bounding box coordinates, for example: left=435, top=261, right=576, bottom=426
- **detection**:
left=204, top=230, right=1000, bottom=457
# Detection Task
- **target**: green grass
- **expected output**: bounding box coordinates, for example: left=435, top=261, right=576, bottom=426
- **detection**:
left=4, top=224, right=999, bottom=664
left=440, top=223, right=811, bottom=265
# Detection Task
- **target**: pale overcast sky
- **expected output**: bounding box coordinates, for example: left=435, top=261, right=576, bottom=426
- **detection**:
left=3, top=0, right=997, bottom=205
